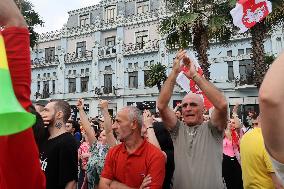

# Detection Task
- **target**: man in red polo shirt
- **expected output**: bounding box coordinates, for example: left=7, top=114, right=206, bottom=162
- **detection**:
left=99, top=106, right=165, bottom=189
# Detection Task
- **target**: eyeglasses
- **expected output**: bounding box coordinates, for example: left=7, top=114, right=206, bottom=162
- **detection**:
left=182, top=102, right=198, bottom=108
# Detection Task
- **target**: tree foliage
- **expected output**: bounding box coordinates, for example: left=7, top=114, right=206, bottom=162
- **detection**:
left=15, top=0, right=44, bottom=48
left=160, top=0, right=235, bottom=79
left=246, top=0, right=284, bottom=87
left=146, top=63, right=167, bottom=92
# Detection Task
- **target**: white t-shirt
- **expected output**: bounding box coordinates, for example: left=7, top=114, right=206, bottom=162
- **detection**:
left=270, top=155, right=284, bottom=185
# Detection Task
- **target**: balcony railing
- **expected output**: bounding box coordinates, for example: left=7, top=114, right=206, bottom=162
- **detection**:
left=31, top=55, right=59, bottom=68
left=64, top=50, right=93, bottom=63
left=123, top=39, right=159, bottom=55
left=98, top=46, right=117, bottom=59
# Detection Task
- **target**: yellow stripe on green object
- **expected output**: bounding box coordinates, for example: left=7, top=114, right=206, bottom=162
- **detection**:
left=0, top=35, right=8, bottom=70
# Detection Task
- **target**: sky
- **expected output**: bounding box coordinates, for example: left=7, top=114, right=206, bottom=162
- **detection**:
left=29, top=0, right=101, bottom=33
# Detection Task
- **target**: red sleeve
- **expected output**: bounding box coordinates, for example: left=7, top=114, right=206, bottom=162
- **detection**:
left=101, top=148, right=115, bottom=180
left=2, top=27, right=32, bottom=110
left=148, top=150, right=166, bottom=189
left=0, top=27, right=46, bottom=189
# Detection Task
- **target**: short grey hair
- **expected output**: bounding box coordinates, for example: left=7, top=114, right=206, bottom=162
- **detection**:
left=122, top=106, right=143, bottom=129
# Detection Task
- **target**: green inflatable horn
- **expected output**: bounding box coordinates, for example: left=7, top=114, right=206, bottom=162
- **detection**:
left=0, top=35, right=35, bottom=136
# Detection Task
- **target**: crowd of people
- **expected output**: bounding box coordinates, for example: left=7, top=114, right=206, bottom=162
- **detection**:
left=1, top=0, right=284, bottom=189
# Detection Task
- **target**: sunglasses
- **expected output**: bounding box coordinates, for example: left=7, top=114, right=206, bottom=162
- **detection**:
left=182, top=102, right=198, bottom=108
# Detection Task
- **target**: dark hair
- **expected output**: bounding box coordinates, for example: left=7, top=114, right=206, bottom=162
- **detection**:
left=50, top=99, right=71, bottom=124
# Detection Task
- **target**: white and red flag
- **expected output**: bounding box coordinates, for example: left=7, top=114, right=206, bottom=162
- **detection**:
left=176, top=53, right=213, bottom=110
left=230, top=0, right=272, bottom=33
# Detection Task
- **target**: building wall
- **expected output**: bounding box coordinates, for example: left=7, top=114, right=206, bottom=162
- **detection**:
left=31, top=0, right=284, bottom=118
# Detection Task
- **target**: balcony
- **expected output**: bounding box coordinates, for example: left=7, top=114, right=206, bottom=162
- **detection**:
left=123, top=39, right=159, bottom=55
left=64, top=50, right=93, bottom=64
left=98, top=46, right=117, bottom=59
left=31, top=55, right=59, bottom=68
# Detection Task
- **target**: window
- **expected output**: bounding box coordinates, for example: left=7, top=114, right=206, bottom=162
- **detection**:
left=52, top=80, right=55, bottom=94
left=105, top=5, right=116, bottom=22
left=227, top=50, right=232, bottom=57
left=128, top=63, right=133, bottom=69
left=81, top=77, right=89, bottom=92
left=129, top=71, right=138, bottom=88
left=45, top=47, right=55, bottom=63
left=276, top=37, right=283, bottom=53
left=86, top=68, right=89, bottom=73
left=37, top=81, right=40, bottom=93
left=81, top=69, right=84, bottom=74
left=105, top=36, right=116, bottom=54
left=73, top=70, right=76, bottom=75
left=246, top=48, right=252, bottom=54
left=68, top=78, right=76, bottom=93
left=53, top=72, right=56, bottom=76
left=135, top=31, right=148, bottom=49
left=134, top=62, right=138, bottom=68
left=105, top=65, right=112, bottom=71
left=144, top=70, right=150, bottom=87
left=104, top=74, right=112, bottom=94
left=76, top=41, right=86, bottom=58
left=43, top=81, right=50, bottom=98
left=79, top=14, right=90, bottom=27
left=239, top=59, right=253, bottom=85
left=105, top=36, right=116, bottom=47
left=37, top=74, right=40, bottom=78
left=137, top=0, right=149, bottom=14
left=144, top=61, right=149, bottom=67
left=238, top=49, right=244, bottom=55
left=227, top=61, right=234, bottom=81
left=68, top=70, right=72, bottom=75
left=43, top=73, right=46, bottom=77
left=150, top=60, right=154, bottom=65
left=47, top=73, right=50, bottom=78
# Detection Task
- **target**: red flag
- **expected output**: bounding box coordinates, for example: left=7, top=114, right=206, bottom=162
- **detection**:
left=181, top=64, right=213, bottom=110
left=230, top=0, right=272, bottom=33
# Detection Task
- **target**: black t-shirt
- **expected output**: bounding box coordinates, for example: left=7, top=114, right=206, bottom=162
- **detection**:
left=40, top=132, right=78, bottom=189
left=153, top=122, right=175, bottom=189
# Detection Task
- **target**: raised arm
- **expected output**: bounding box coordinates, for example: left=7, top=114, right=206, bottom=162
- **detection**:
left=76, top=99, right=97, bottom=145
left=259, top=51, right=284, bottom=163
left=157, top=49, right=187, bottom=130
left=143, top=110, right=162, bottom=150
left=99, top=100, right=116, bottom=147
left=182, top=56, right=228, bottom=131
left=0, top=1, right=45, bottom=188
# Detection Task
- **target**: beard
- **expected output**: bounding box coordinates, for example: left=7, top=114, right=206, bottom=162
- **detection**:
left=45, top=113, right=56, bottom=127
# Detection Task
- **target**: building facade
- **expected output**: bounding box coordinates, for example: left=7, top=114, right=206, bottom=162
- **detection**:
left=31, top=0, right=284, bottom=119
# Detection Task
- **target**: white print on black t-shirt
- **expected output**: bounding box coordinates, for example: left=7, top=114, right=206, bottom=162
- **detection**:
left=40, top=153, right=48, bottom=171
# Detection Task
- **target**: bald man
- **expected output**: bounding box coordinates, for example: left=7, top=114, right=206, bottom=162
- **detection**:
left=157, top=50, right=228, bottom=189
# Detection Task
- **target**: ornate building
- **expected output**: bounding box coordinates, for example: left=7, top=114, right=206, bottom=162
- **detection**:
left=31, top=0, right=284, bottom=119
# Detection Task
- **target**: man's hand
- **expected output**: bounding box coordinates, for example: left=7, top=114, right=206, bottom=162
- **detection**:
left=76, top=98, right=84, bottom=111
left=99, top=99, right=109, bottom=110
left=182, top=55, right=198, bottom=79
left=139, top=175, right=152, bottom=189
left=143, top=110, right=153, bottom=129
left=172, top=49, right=187, bottom=74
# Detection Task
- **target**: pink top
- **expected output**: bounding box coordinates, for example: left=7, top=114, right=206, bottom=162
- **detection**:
left=223, top=137, right=235, bottom=157
left=78, top=141, right=90, bottom=170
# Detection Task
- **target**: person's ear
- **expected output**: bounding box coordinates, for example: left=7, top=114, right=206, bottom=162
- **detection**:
left=56, top=111, right=63, bottom=120
left=131, top=120, right=138, bottom=130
